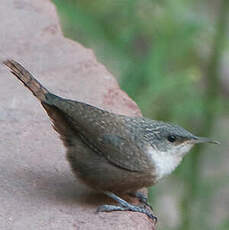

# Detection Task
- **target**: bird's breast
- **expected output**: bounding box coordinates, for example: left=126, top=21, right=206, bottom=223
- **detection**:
left=146, top=146, right=183, bottom=182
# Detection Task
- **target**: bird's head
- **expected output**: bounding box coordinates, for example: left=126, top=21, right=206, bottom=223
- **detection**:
left=147, top=121, right=219, bottom=157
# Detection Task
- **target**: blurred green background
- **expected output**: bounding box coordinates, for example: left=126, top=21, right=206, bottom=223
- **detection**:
left=53, top=0, right=229, bottom=229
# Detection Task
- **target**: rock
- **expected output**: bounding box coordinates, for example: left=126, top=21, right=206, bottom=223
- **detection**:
left=0, top=0, right=155, bottom=229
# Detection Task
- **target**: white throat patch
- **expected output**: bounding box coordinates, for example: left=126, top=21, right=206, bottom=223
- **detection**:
left=147, top=144, right=192, bottom=181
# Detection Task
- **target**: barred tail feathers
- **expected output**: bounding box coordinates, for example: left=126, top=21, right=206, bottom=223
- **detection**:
left=3, top=59, right=49, bottom=101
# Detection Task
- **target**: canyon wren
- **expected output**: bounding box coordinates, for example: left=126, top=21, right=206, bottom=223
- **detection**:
left=3, top=59, right=219, bottom=221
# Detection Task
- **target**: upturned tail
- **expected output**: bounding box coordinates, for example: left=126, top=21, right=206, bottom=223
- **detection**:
left=3, top=59, right=49, bottom=101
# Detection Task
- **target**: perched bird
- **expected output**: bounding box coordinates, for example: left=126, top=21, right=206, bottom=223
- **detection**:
left=3, top=59, right=219, bottom=221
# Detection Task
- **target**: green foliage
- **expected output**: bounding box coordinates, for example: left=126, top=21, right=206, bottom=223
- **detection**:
left=53, top=0, right=213, bottom=124
left=53, top=0, right=228, bottom=229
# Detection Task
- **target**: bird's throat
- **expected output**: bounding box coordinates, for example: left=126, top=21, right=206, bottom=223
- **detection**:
left=147, top=146, right=183, bottom=181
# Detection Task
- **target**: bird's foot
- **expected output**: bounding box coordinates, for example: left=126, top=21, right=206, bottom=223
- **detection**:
left=129, top=191, right=153, bottom=211
left=97, top=192, right=157, bottom=223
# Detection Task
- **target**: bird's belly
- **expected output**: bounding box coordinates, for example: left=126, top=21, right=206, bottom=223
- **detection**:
left=66, top=140, right=156, bottom=193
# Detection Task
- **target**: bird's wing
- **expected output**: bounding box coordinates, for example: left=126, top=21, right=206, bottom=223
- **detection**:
left=94, top=134, right=153, bottom=172
left=43, top=97, right=153, bottom=172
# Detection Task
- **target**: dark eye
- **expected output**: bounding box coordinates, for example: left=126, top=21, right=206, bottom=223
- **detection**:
left=167, top=135, right=176, bottom=143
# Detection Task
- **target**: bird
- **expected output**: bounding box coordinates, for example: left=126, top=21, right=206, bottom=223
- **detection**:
left=3, top=59, right=219, bottom=221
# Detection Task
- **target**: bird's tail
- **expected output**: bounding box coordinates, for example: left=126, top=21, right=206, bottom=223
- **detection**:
left=3, top=59, right=49, bottom=101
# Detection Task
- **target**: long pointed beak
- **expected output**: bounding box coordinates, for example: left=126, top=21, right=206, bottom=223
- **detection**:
left=192, top=136, right=220, bottom=144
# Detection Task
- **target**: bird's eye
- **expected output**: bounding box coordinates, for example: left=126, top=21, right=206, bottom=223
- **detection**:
left=167, top=135, right=176, bottom=143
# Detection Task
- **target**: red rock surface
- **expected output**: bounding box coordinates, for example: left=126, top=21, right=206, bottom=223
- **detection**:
left=0, top=0, right=155, bottom=229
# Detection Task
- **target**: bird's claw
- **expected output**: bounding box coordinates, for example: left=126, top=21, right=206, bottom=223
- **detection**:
left=96, top=192, right=157, bottom=222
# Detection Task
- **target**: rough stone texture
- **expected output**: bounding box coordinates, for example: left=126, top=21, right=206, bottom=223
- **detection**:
left=0, top=0, right=156, bottom=229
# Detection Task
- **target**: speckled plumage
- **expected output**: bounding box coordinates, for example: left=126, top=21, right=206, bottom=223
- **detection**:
left=4, top=59, right=217, bottom=195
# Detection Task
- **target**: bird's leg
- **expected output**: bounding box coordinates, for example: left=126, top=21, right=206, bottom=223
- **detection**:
left=128, top=191, right=153, bottom=211
left=97, top=192, right=157, bottom=222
